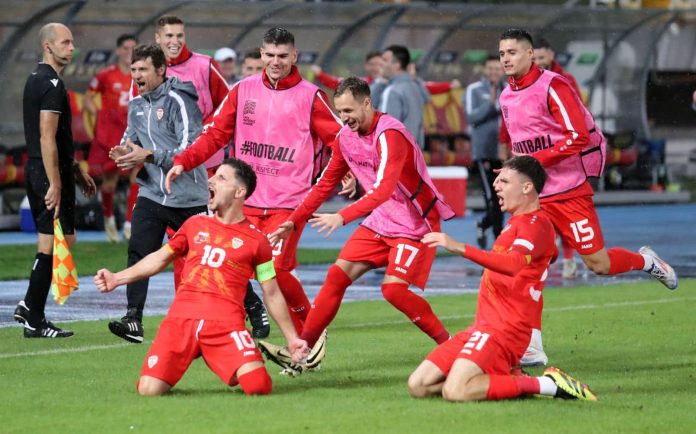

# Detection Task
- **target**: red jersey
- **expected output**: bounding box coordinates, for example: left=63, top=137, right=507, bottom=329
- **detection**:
left=550, top=60, right=582, bottom=100
left=88, top=64, right=131, bottom=146
left=165, top=215, right=275, bottom=324
left=499, top=66, right=594, bottom=202
left=289, top=112, right=439, bottom=229
left=463, top=210, right=557, bottom=350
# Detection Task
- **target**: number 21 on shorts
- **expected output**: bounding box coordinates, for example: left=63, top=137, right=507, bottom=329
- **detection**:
left=570, top=218, right=594, bottom=243
left=460, top=331, right=490, bottom=355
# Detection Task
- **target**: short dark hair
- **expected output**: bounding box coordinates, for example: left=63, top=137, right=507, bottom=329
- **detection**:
left=157, top=15, right=184, bottom=28
left=334, top=76, right=371, bottom=101
left=243, top=47, right=261, bottom=61
left=385, top=45, right=410, bottom=70
left=484, top=54, right=499, bottom=64
left=533, top=37, right=552, bottom=50
left=365, top=50, right=382, bottom=62
left=117, top=34, right=137, bottom=48
left=500, top=28, right=534, bottom=46
left=503, top=155, right=547, bottom=194
left=263, top=27, right=294, bottom=46
left=132, top=43, right=166, bottom=71
left=222, top=158, right=257, bottom=199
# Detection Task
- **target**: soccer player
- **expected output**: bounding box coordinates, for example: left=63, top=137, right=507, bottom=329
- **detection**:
left=95, top=158, right=307, bottom=396
left=152, top=15, right=270, bottom=338
left=83, top=34, right=138, bottom=242
left=497, top=28, right=678, bottom=366
left=14, top=23, right=96, bottom=338
left=260, top=77, right=454, bottom=375
left=165, top=28, right=343, bottom=349
left=408, top=155, right=597, bottom=402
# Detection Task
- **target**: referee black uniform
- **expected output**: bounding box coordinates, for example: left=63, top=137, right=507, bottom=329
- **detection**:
left=15, top=62, right=76, bottom=337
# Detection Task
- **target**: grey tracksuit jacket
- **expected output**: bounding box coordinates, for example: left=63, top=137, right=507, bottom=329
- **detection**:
left=122, top=76, right=208, bottom=208
left=463, top=77, right=506, bottom=161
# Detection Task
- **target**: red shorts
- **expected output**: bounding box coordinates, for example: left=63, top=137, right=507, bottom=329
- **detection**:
left=541, top=195, right=605, bottom=255
left=425, top=328, right=515, bottom=376
left=87, top=139, right=119, bottom=176
left=338, top=226, right=436, bottom=289
left=246, top=211, right=306, bottom=271
left=141, top=316, right=263, bottom=387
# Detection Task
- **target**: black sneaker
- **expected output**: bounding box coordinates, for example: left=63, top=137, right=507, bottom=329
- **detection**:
left=24, top=320, right=74, bottom=338
left=14, top=300, right=29, bottom=324
left=247, top=302, right=270, bottom=339
left=109, top=310, right=144, bottom=343
left=476, top=220, right=487, bottom=250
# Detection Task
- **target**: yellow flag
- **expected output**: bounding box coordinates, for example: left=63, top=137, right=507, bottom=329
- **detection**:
left=51, top=219, right=79, bottom=304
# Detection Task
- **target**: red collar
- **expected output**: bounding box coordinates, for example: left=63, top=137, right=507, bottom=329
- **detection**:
left=359, top=112, right=382, bottom=136
left=507, top=65, right=543, bottom=91
left=167, top=45, right=193, bottom=67
left=261, top=65, right=302, bottom=90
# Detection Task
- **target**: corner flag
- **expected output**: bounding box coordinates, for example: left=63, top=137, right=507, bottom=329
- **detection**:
left=51, top=219, right=79, bottom=304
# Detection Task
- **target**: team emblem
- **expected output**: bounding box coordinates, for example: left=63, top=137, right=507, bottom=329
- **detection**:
left=232, top=237, right=244, bottom=249
left=147, top=355, right=158, bottom=368
left=156, top=108, right=164, bottom=120
left=194, top=232, right=209, bottom=243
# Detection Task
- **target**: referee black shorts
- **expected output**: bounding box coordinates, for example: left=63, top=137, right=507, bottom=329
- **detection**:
left=25, top=159, right=76, bottom=235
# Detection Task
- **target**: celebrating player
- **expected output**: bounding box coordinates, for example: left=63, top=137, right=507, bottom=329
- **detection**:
left=497, top=28, right=678, bottom=366
left=95, top=158, right=307, bottom=396
left=408, top=155, right=597, bottom=402
left=260, top=77, right=454, bottom=375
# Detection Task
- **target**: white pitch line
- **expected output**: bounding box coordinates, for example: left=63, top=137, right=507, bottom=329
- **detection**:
left=1, top=296, right=693, bottom=360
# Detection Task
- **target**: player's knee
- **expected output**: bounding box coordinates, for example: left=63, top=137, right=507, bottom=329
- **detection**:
left=137, top=377, right=169, bottom=396
left=407, top=372, right=427, bottom=398
left=381, top=283, right=402, bottom=304
left=583, top=257, right=610, bottom=275
left=238, top=367, right=273, bottom=396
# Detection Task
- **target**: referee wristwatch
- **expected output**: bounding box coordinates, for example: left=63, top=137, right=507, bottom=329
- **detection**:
left=144, top=150, right=154, bottom=164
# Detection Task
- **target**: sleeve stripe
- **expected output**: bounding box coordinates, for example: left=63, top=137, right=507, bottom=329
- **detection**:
left=210, top=63, right=230, bottom=90
left=40, top=110, right=61, bottom=114
left=549, top=86, right=579, bottom=140
left=513, top=238, right=534, bottom=251
left=379, top=86, right=392, bottom=112
left=168, top=90, right=189, bottom=151
left=316, top=91, right=342, bottom=125
left=465, top=81, right=482, bottom=115
left=375, top=132, right=389, bottom=188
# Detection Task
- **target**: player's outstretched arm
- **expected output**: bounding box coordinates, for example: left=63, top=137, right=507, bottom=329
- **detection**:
left=94, top=246, right=175, bottom=293
left=259, top=278, right=309, bottom=362
left=308, top=213, right=344, bottom=238
left=165, top=165, right=184, bottom=194
left=422, top=232, right=466, bottom=255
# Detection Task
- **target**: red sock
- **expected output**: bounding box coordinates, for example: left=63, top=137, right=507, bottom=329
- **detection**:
left=300, top=265, right=352, bottom=347
left=562, top=238, right=574, bottom=260
left=275, top=269, right=310, bottom=333
left=607, top=247, right=645, bottom=275
left=237, top=367, right=272, bottom=395
left=381, top=282, right=449, bottom=344
left=126, top=183, right=139, bottom=222
left=101, top=189, right=114, bottom=218
left=486, top=375, right=533, bottom=400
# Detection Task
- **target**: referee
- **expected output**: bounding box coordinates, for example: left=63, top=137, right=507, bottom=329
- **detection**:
left=13, top=23, right=96, bottom=338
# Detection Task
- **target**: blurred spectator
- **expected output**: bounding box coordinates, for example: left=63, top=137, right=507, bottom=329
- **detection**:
left=692, top=89, right=696, bottom=111
left=241, top=48, right=264, bottom=78
left=533, top=37, right=583, bottom=101
left=214, top=47, right=239, bottom=85
left=311, top=50, right=383, bottom=88
left=373, top=45, right=428, bottom=148
left=464, top=54, right=505, bottom=249
left=83, top=34, right=138, bottom=242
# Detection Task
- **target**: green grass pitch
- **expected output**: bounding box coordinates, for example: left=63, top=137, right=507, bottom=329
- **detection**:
left=1, top=280, right=694, bottom=433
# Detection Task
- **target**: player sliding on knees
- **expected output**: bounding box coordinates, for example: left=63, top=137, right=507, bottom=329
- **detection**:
left=258, top=77, right=454, bottom=376
left=95, top=159, right=307, bottom=396
left=408, top=155, right=596, bottom=402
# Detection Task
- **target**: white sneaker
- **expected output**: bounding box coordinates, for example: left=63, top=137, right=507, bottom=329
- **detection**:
left=520, top=328, right=548, bottom=367
left=122, top=221, right=132, bottom=241
left=639, top=246, right=678, bottom=290
left=562, top=258, right=578, bottom=279
left=104, top=216, right=119, bottom=242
